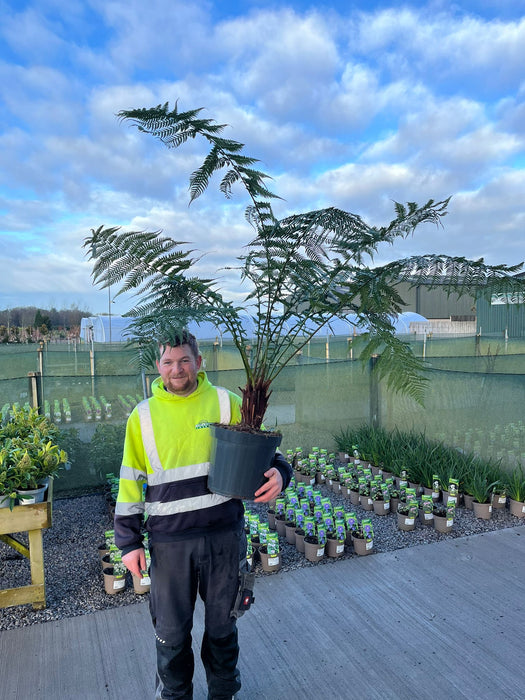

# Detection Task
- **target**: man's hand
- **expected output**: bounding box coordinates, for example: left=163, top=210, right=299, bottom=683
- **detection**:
left=254, top=467, right=283, bottom=503
left=122, top=547, right=147, bottom=578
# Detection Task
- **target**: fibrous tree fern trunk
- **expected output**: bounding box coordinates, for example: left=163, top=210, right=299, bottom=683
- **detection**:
left=239, top=377, right=272, bottom=432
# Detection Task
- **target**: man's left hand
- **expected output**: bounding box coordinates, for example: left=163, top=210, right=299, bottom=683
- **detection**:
left=254, top=466, right=283, bottom=502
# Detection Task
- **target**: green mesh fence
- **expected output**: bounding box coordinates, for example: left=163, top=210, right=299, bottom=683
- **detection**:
left=1, top=339, right=524, bottom=495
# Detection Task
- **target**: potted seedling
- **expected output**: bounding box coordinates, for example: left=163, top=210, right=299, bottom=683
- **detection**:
left=397, top=500, right=418, bottom=531
left=259, top=532, right=282, bottom=573
left=388, top=485, right=400, bottom=514
left=273, top=498, right=287, bottom=537
left=303, top=518, right=325, bottom=563
left=419, top=494, right=435, bottom=527
left=325, top=518, right=346, bottom=558
left=284, top=504, right=298, bottom=545
left=432, top=502, right=455, bottom=532
left=358, top=479, right=373, bottom=511
left=103, top=555, right=128, bottom=595
left=372, top=484, right=390, bottom=516
left=84, top=102, right=525, bottom=501
left=351, top=519, right=374, bottom=556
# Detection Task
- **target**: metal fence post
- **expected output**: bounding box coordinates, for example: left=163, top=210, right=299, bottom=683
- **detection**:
left=369, top=354, right=380, bottom=429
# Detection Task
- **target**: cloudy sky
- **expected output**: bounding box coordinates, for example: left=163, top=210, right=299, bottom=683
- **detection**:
left=1, top=0, right=524, bottom=316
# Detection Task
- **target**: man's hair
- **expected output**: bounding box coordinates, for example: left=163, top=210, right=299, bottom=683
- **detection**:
left=157, top=330, right=200, bottom=360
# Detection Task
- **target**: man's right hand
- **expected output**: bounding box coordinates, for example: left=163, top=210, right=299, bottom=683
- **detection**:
left=122, top=547, right=147, bottom=578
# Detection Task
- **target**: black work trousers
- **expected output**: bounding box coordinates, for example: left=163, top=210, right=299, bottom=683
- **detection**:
left=150, top=527, right=245, bottom=700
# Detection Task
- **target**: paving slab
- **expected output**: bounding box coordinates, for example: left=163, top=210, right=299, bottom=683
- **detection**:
left=1, top=526, right=524, bottom=699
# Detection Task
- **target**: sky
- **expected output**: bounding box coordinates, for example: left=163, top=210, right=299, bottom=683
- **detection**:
left=0, top=0, right=524, bottom=317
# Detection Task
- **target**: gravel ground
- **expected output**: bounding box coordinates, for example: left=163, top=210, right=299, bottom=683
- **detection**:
left=0, top=485, right=522, bottom=631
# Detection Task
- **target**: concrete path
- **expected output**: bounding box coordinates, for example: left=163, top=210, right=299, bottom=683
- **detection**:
left=1, top=526, right=524, bottom=699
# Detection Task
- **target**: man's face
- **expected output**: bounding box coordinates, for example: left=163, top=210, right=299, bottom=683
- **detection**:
left=156, top=343, right=202, bottom=396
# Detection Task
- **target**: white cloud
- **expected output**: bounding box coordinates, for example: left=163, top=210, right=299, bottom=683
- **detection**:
left=0, top=0, right=524, bottom=314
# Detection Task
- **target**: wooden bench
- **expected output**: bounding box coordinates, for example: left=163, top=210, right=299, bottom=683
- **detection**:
left=0, top=479, right=53, bottom=610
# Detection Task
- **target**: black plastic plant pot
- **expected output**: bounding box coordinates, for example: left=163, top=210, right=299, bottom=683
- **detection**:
left=208, top=424, right=282, bottom=500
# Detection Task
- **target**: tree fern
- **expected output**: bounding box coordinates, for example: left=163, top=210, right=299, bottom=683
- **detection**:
left=85, top=101, right=525, bottom=428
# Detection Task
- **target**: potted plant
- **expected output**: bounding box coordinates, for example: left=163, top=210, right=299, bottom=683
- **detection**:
left=419, top=494, right=435, bottom=527
left=491, top=481, right=507, bottom=510
left=0, top=406, right=67, bottom=504
left=84, top=103, right=525, bottom=498
left=351, top=519, right=374, bottom=556
left=389, top=486, right=400, bottom=514
left=303, top=519, right=325, bottom=563
left=294, top=508, right=307, bottom=553
left=432, top=502, right=455, bottom=533
left=372, top=484, right=390, bottom=516
left=103, top=557, right=128, bottom=595
left=506, top=465, right=525, bottom=519
left=259, top=532, right=282, bottom=573
left=358, top=480, right=373, bottom=511
left=397, top=500, right=418, bottom=531
left=325, top=519, right=346, bottom=558
left=469, top=472, right=496, bottom=520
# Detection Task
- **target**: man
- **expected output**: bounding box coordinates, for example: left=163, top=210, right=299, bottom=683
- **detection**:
left=114, top=331, right=292, bottom=699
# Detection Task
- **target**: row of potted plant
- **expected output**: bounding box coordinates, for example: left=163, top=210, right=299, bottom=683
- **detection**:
left=334, top=425, right=525, bottom=519
left=0, top=405, right=68, bottom=509
left=249, top=462, right=377, bottom=570
left=44, top=398, right=72, bottom=424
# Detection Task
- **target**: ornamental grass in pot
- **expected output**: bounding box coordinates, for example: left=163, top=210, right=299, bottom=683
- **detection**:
left=506, top=466, right=525, bottom=519
left=84, top=102, right=525, bottom=500
left=469, top=472, right=497, bottom=520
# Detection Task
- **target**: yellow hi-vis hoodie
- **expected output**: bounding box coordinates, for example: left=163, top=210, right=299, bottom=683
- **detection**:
left=114, top=371, right=243, bottom=554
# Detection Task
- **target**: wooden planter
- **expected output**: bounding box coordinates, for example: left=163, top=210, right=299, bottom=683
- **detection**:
left=0, top=479, right=53, bottom=610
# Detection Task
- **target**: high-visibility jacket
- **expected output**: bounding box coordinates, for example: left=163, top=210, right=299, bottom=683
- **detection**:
left=115, top=371, right=243, bottom=555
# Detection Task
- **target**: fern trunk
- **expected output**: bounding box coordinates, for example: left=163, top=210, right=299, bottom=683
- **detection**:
left=240, top=378, right=272, bottom=432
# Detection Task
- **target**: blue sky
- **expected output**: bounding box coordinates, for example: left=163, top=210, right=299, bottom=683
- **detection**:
left=0, top=0, right=524, bottom=315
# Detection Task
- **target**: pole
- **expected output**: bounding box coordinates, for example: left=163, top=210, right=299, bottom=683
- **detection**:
left=108, top=285, right=112, bottom=344
left=28, top=372, right=43, bottom=412
left=369, top=354, right=380, bottom=429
